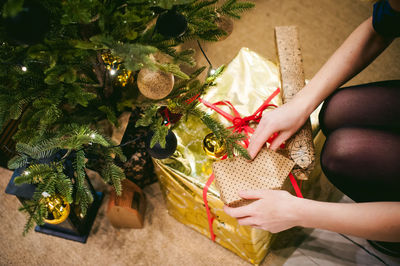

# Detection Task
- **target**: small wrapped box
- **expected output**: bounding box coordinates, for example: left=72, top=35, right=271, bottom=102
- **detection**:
left=106, top=179, right=146, bottom=228
left=213, top=148, right=295, bottom=207
left=153, top=43, right=324, bottom=264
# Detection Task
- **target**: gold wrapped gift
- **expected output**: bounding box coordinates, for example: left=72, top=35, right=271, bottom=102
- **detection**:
left=153, top=48, right=323, bottom=265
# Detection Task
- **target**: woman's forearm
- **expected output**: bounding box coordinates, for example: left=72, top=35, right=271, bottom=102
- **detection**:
left=296, top=199, right=400, bottom=242
left=294, top=17, right=392, bottom=117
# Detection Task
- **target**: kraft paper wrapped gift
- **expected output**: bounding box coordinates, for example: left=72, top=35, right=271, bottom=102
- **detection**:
left=152, top=46, right=326, bottom=265
left=213, top=148, right=295, bottom=207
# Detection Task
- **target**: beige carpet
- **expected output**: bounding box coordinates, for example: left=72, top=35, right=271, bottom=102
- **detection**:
left=1, top=0, right=399, bottom=265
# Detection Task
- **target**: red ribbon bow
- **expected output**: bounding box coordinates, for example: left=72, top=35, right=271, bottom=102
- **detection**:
left=198, top=88, right=280, bottom=147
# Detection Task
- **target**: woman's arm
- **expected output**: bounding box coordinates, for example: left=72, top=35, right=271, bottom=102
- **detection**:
left=223, top=190, right=400, bottom=242
left=248, top=15, right=393, bottom=157
left=230, top=0, right=400, bottom=243
left=295, top=16, right=392, bottom=120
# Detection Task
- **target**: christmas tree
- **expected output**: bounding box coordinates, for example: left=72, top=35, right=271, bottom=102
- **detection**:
left=0, top=0, right=254, bottom=234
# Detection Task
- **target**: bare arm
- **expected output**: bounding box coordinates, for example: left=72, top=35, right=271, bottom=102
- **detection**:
left=296, top=16, right=393, bottom=120
left=229, top=1, right=400, bottom=241
left=248, top=15, right=394, bottom=157
left=224, top=190, right=400, bottom=242
left=298, top=197, right=400, bottom=241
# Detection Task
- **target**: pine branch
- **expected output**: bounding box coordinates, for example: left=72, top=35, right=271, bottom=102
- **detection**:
left=14, top=163, right=56, bottom=185
left=56, top=172, right=74, bottom=203
left=165, top=66, right=206, bottom=99
left=75, top=185, right=93, bottom=216
left=73, top=150, right=93, bottom=216
left=110, top=164, right=125, bottom=195
left=156, top=63, right=190, bottom=80
left=58, top=124, right=110, bottom=149
left=7, top=155, right=29, bottom=170
left=189, top=107, right=250, bottom=158
left=98, top=105, right=118, bottom=126
left=19, top=200, right=47, bottom=236
left=154, top=0, right=196, bottom=10
left=150, top=120, right=169, bottom=148
left=111, top=42, right=158, bottom=72
left=109, top=145, right=127, bottom=162
left=173, top=49, right=196, bottom=67
left=186, top=0, right=219, bottom=18
left=136, top=105, right=159, bottom=127
left=218, top=0, right=255, bottom=19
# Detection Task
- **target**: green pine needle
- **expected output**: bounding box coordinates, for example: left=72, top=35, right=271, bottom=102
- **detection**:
left=1, top=0, right=254, bottom=235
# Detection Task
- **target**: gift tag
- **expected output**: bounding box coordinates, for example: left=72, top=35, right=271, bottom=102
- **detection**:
left=212, top=148, right=295, bottom=207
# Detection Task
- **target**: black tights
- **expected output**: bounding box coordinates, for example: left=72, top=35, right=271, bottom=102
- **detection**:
left=319, top=80, right=400, bottom=202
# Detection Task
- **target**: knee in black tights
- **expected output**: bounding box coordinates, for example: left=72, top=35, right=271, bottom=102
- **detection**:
left=321, top=127, right=400, bottom=202
left=319, top=80, right=400, bottom=135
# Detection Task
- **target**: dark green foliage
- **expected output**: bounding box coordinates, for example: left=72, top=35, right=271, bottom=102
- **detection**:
left=9, top=125, right=126, bottom=233
left=0, top=0, right=253, bottom=234
left=219, top=0, right=254, bottom=19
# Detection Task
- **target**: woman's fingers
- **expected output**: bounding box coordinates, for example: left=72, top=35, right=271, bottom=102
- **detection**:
left=237, top=217, right=257, bottom=227
left=223, top=205, right=253, bottom=218
left=269, top=131, right=292, bottom=151
left=248, top=123, right=275, bottom=159
left=238, top=190, right=267, bottom=199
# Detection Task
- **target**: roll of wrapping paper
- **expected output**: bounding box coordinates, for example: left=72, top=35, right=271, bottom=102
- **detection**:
left=275, top=26, right=315, bottom=180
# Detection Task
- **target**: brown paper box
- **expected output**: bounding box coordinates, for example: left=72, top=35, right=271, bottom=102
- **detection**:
left=107, top=179, right=146, bottom=228
left=213, top=148, right=295, bottom=207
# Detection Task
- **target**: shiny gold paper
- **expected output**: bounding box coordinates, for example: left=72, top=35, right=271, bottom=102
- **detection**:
left=153, top=48, right=322, bottom=265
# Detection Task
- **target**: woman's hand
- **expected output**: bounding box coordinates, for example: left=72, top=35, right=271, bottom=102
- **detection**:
left=248, top=99, right=309, bottom=159
left=247, top=15, right=393, bottom=160
left=223, top=189, right=302, bottom=233
left=224, top=190, right=400, bottom=241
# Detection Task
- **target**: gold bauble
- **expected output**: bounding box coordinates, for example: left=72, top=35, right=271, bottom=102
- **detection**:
left=216, top=16, right=233, bottom=41
left=115, top=69, right=134, bottom=87
left=203, top=133, right=226, bottom=159
left=101, top=52, right=122, bottom=70
left=137, top=68, right=174, bottom=100
left=42, top=194, right=70, bottom=225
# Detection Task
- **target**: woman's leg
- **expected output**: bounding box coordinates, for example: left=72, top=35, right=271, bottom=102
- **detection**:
left=319, top=80, right=400, bottom=135
left=319, top=80, right=400, bottom=256
left=320, top=127, right=400, bottom=202
left=319, top=80, right=400, bottom=201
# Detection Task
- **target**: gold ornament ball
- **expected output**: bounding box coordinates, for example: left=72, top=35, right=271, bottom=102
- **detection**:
left=137, top=68, right=174, bottom=100
left=216, top=16, right=233, bottom=41
left=203, top=133, right=227, bottom=159
left=115, top=69, right=134, bottom=87
left=42, top=194, right=70, bottom=225
left=101, top=52, right=121, bottom=70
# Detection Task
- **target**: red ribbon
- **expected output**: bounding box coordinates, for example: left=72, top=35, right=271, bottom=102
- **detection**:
left=198, top=88, right=280, bottom=147
left=199, top=87, right=303, bottom=241
left=289, top=173, right=303, bottom=198
left=161, top=108, right=171, bottom=126
left=203, top=173, right=216, bottom=241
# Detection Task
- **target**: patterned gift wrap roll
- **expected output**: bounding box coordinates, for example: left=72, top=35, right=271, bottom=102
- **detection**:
left=275, top=26, right=316, bottom=180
